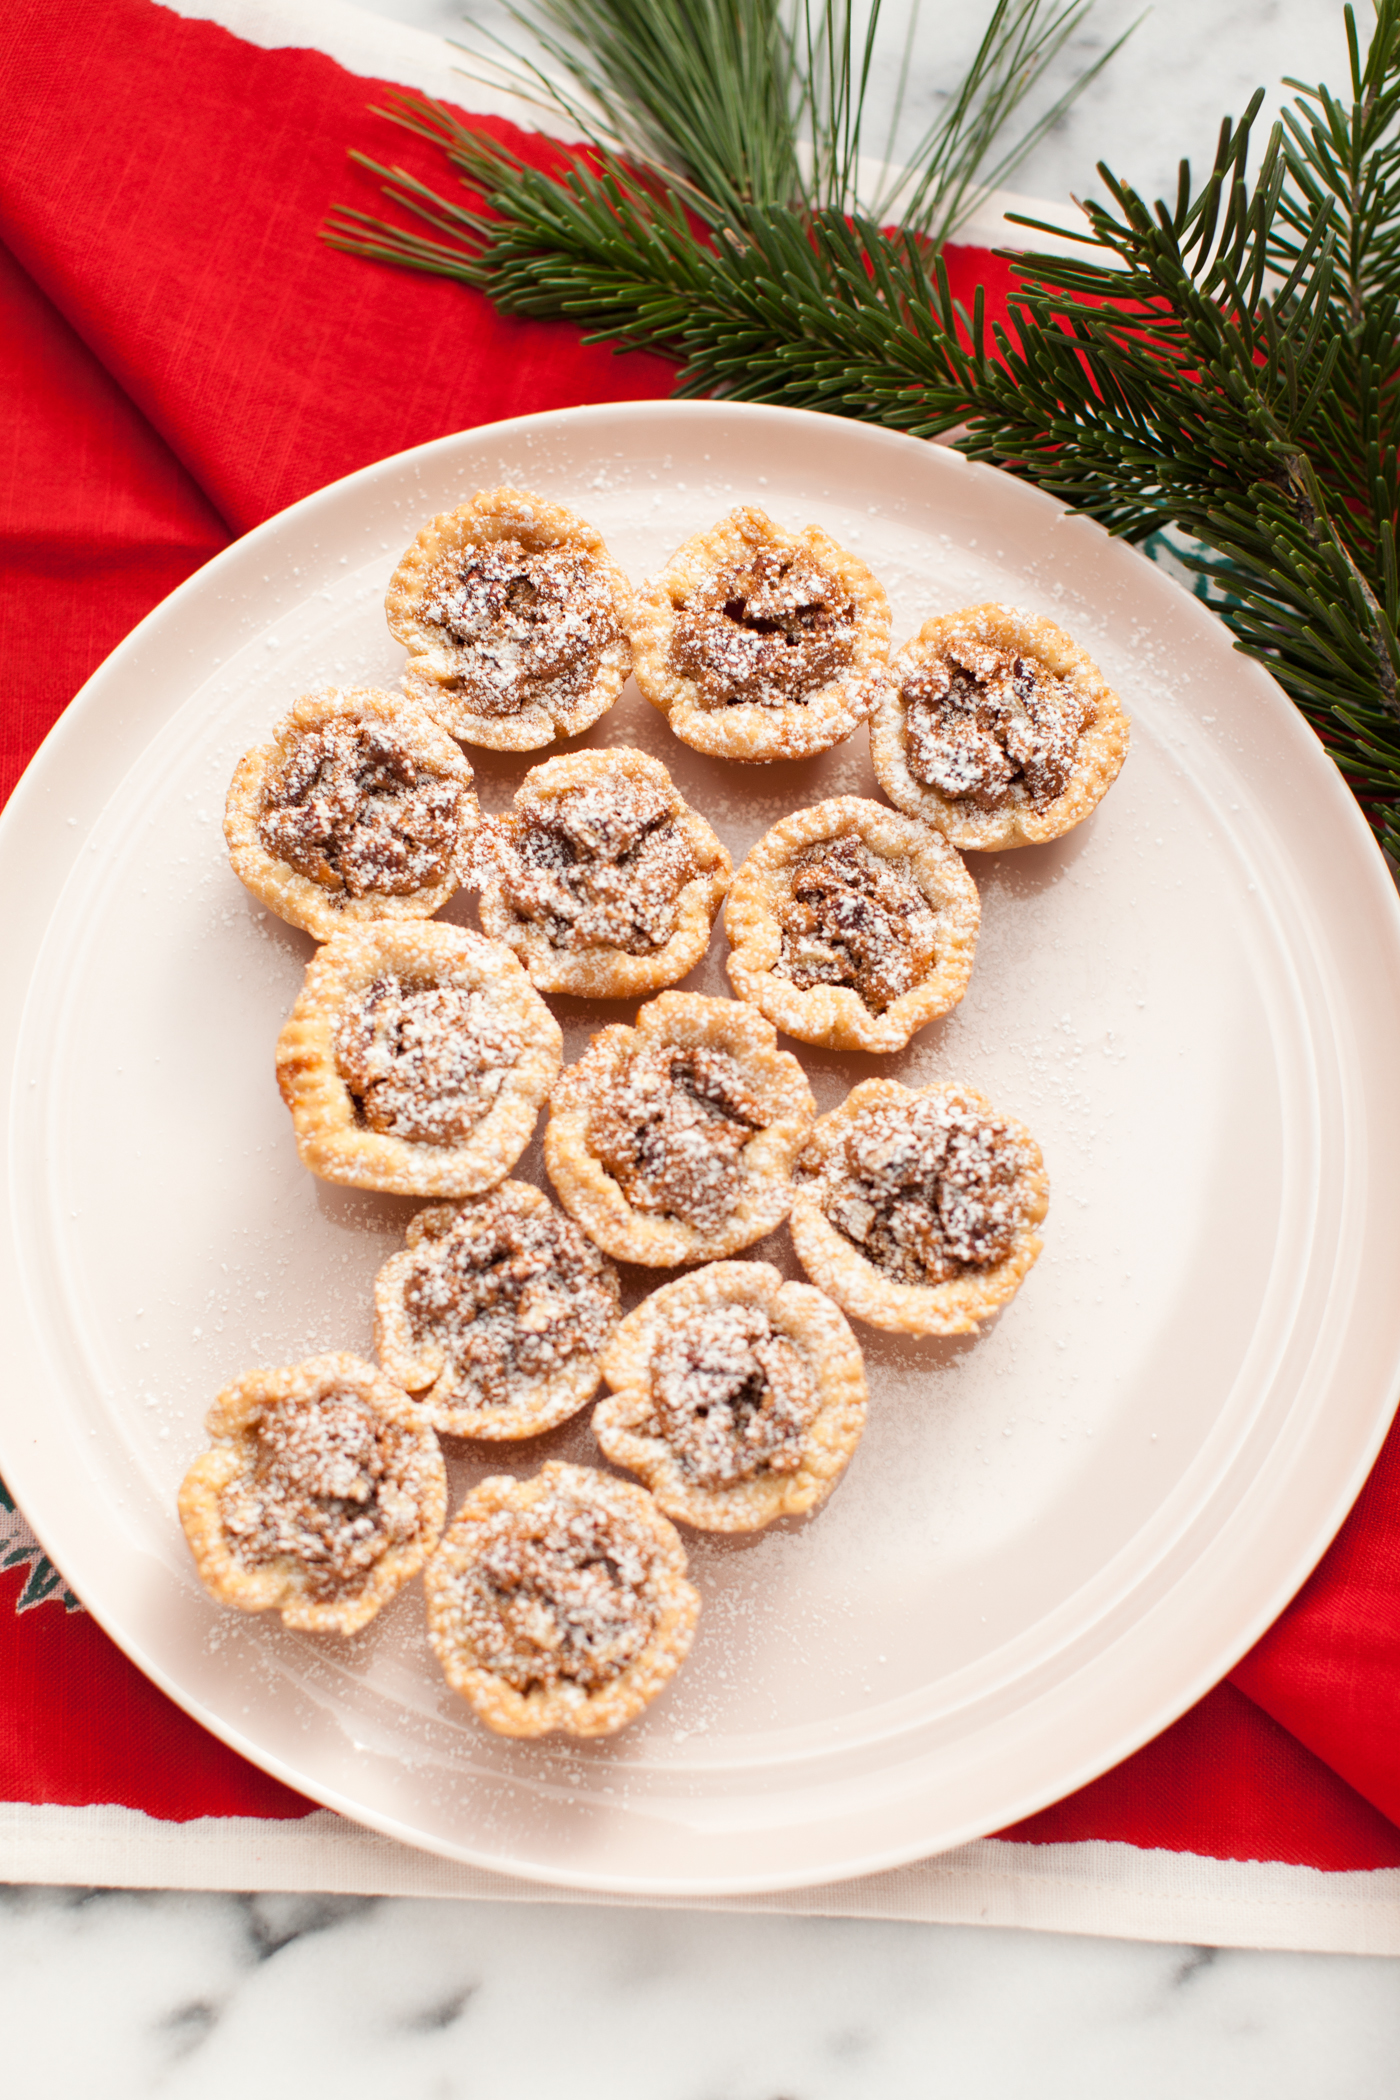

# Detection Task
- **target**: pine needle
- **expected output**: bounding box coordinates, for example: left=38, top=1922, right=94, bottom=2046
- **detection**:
left=322, top=0, right=1400, bottom=855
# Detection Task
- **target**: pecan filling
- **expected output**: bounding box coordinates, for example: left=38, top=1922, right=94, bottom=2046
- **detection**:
left=403, top=1194, right=618, bottom=1405
left=219, top=1390, right=421, bottom=1599
left=774, top=836, right=940, bottom=1013
left=669, top=548, right=856, bottom=708
left=453, top=1493, right=659, bottom=1693
left=820, top=1096, right=1030, bottom=1285
left=586, top=1045, right=765, bottom=1233
left=902, top=651, right=1092, bottom=809
left=487, top=778, right=698, bottom=954
left=258, top=723, right=466, bottom=897
left=334, top=974, right=523, bottom=1146
left=651, top=1304, right=818, bottom=1487
left=420, top=538, right=618, bottom=717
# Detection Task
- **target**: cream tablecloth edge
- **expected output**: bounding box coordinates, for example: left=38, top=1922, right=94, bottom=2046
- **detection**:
left=3, top=1803, right=1397, bottom=1954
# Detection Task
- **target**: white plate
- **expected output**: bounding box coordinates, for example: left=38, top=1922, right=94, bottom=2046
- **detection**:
left=4, top=401, right=1400, bottom=1895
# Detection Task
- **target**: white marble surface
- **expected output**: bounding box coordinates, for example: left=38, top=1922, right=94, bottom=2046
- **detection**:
left=365, top=0, right=1352, bottom=218
left=7, top=0, right=1399, bottom=2084
left=3, top=1883, right=1399, bottom=2095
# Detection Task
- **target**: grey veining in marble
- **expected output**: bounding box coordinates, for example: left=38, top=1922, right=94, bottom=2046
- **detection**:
left=365, top=0, right=1354, bottom=217
left=3, top=1883, right=1399, bottom=2097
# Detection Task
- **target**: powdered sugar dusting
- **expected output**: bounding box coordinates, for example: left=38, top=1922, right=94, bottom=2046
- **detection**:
left=775, top=836, right=940, bottom=1012
left=258, top=721, right=467, bottom=897
left=400, top=1190, right=618, bottom=1406
left=903, top=636, right=1092, bottom=807
left=586, top=1045, right=763, bottom=1233
left=436, top=1483, right=662, bottom=1694
left=670, top=546, right=856, bottom=708
left=219, top=1389, right=425, bottom=1600
left=481, top=774, right=698, bottom=954
left=334, top=975, right=523, bottom=1145
left=651, top=1304, right=818, bottom=1487
left=815, top=1092, right=1033, bottom=1285
left=423, top=538, right=618, bottom=717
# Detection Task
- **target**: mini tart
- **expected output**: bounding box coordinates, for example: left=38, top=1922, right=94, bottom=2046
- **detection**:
left=594, top=1261, right=867, bottom=1532
left=627, top=505, right=890, bottom=762
left=374, top=1182, right=621, bottom=1439
left=870, top=603, right=1129, bottom=850
left=177, top=1353, right=447, bottom=1636
left=790, top=1079, right=1049, bottom=1336
left=472, top=746, right=732, bottom=999
left=724, top=797, right=980, bottom=1052
left=224, top=688, right=479, bottom=940
left=423, top=1460, right=699, bottom=1737
left=276, top=923, right=562, bottom=1198
left=544, top=990, right=816, bottom=1266
left=385, top=487, right=633, bottom=751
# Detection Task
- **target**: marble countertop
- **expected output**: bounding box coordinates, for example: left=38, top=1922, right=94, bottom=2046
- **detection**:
left=4, top=1881, right=1399, bottom=2096
left=366, top=0, right=1352, bottom=221
left=7, top=1, right=1398, bottom=2088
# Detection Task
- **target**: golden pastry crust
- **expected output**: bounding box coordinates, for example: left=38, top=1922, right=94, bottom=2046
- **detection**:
left=544, top=991, right=816, bottom=1265
left=223, top=688, right=478, bottom=940
left=423, top=1460, right=699, bottom=1736
left=385, top=487, right=633, bottom=751
left=628, top=506, right=890, bottom=762
left=373, top=1183, right=620, bottom=1439
left=276, top=923, right=562, bottom=1198
left=870, top=604, right=1129, bottom=850
left=724, top=796, right=980, bottom=1052
left=594, top=1261, right=867, bottom=1532
left=472, top=746, right=732, bottom=999
left=177, top=1353, right=447, bottom=1635
left=789, top=1079, right=1049, bottom=1335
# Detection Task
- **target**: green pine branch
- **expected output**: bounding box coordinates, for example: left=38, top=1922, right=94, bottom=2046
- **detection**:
left=324, top=0, right=1400, bottom=858
left=430, top=0, right=1129, bottom=238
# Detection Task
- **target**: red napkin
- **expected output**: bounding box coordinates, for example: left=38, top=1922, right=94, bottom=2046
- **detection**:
left=2, top=0, right=1399, bottom=1872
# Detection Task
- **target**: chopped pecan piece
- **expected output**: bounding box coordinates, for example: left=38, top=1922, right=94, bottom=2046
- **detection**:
left=491, top=774, right=697, bottom=955
left=775, top=835, right=941, bottom=1013
left=421, top=537, right=619, bottom=719
left=651, top=1303, right=818, bottom=1487
left=258, top=720, right=467, bottom=896
left=585, top=1044, right=764, bottom=1236
left=219, top=1388, right=421, bottom=1601
left=903, top=652, right=1091, bottom=810
left=334, top=974, right=523, bottom=1147
left=669, top=545, right=855, bottom=709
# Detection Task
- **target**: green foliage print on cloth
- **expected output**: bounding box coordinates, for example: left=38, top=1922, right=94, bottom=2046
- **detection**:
left=0, top=1474, right=83, bottom=1614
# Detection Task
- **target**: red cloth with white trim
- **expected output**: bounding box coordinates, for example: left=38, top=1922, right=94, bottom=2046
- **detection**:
left=2, top=0, right=1398, bottom=1869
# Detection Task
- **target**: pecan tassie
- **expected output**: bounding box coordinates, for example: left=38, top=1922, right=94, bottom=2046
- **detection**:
left=594, top=1262, right=867, bottom=1532
left=628, top=506, right=890, bottom=761
left=385, top=487, right=632, bottom=751
left=423, top=1461, right=699, bottom=1736
left=545, top=991, right=815, bottom=1265
left=374, top=1183, right=620, bottom=1439
left=276, top=923, right=562, bottom=1198
left=870, top=604, right=1129, bottom=850
left=224, top=688, right=478, bottom=939
left=470, top=747, right=731, bottom=998
left=790, top=1079, right=1049, bottom=1334
left=178, top=1354, right=447, bottom=1635
left=724, top=797, right=980, bottom=1052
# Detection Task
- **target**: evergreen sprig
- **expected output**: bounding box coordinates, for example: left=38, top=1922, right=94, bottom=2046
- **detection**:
left=324, top=0, right=1400, bottom=856
left=433, top=0, right=1128, bottom=238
